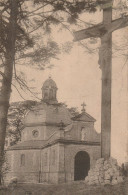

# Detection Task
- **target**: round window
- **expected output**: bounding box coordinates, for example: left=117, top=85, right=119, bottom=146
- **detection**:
left=32, top=130, right=39, bottom=137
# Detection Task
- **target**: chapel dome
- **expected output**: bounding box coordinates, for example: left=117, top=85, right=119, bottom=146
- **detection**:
left=23, top=102, right=72, bottom=126
left=42, top=77, right=57, bottom=89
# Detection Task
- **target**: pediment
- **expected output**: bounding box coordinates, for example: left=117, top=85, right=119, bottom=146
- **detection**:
left=72, top=112, right=96, bottom=122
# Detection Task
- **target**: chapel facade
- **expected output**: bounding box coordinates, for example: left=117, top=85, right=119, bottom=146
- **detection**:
left=5, top=77, right=101, bottom=184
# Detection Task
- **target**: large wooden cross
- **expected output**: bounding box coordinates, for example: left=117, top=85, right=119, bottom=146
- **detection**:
left=74, top=2, right=128, bottom=159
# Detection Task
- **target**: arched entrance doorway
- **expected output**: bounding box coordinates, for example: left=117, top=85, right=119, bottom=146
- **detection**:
left=74, top=151, right=90, bottom=181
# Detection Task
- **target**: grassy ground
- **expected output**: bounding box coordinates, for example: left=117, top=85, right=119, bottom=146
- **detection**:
left=0, top=178, right=128, bottom=195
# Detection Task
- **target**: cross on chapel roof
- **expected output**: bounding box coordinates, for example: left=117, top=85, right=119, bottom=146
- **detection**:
left=81, top=102, right=86, bottom=113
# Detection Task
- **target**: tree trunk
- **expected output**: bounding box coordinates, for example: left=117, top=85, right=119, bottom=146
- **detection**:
left=0, top=0, right=18, bottom=185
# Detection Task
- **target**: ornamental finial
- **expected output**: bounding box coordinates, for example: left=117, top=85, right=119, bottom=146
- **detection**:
left=59, top=120, right=65, bottom=130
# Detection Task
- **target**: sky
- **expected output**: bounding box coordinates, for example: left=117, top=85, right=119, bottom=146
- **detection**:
left=10, top=3, right=128, bottom=164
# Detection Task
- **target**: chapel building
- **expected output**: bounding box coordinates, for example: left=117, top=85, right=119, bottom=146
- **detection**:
left=5, top=77, right=101, bottom=184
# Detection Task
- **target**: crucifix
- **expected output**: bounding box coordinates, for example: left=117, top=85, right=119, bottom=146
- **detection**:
left=74, top=1, right=128, bottom=159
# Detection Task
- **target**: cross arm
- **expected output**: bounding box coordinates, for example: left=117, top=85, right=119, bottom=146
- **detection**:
left=108, top=15, right=128, bottom=34
left=73, top=15, right=128, bottom=41
left=73, top=23, right=106, bottom=41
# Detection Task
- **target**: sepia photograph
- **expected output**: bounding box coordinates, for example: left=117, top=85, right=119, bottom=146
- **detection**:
left=0, top=0, right=128, bottom=194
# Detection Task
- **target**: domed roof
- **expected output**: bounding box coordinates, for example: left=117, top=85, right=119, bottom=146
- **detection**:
left=42, top=77, right=57, bottom=89
left=23, top=102, right=72, bottom=126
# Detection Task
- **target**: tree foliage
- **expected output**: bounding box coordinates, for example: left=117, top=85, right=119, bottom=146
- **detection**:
left=7, top=100, right=37, bottom=146
left=0, top=0, right=102, bottom=70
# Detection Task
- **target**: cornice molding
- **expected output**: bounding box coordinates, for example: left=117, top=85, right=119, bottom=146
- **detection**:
left=22, top=122, right=70, bottom=128
left=7, top=139, right=100, bottom=151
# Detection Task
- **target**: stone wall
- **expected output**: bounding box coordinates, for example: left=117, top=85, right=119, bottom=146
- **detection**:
left=85, top=158, right=124, bottom=185
left=5, top=144, right=61, bottom=184
left=40, top=143, right=60, bottom=183
left=5, top=172, right=39, bottom=183
left=5, top=149, right=40, bottom=183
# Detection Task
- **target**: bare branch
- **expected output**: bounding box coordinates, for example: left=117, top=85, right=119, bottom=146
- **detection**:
left=11, top=83, right=26, bottom=101
left=14, top=75, right=41, bottom=101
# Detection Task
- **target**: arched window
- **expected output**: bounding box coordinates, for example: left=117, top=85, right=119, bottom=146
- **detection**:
left=49, top=88, right=53, bottom=99
left=43, top=88, right=49, bottom=100
left=21, top=154, right=25, bottom=166
left=52, top=150, right=55, bottom=165
left=44, top=152, right=47, bottom=166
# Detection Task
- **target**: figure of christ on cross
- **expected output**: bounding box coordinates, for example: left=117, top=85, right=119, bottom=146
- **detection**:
left=74, top=1, right=128, bottom=159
